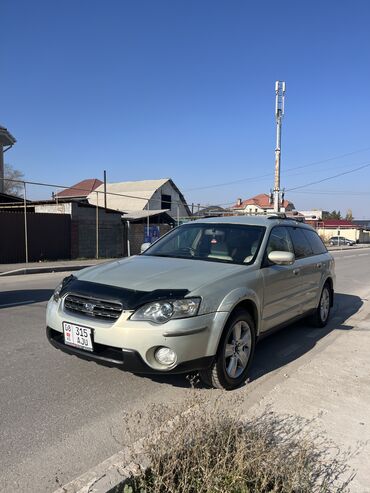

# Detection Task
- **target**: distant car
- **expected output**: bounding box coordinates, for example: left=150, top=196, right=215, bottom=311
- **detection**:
left=328, top=236, right=355, bottom=246
left=47, top=215, right=335, bottom=390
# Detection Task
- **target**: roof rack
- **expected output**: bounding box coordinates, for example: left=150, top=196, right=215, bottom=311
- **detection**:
left=267, top=213, right=287, bottom=219
left=267, top=212, right=305, bottom=222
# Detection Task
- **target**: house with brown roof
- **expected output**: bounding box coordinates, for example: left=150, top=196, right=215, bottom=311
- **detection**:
left=54, top=178, right=103, bottom=200
left=313, top=219, right=370, bottom=244
left=232, top=193, right=295, bottom=214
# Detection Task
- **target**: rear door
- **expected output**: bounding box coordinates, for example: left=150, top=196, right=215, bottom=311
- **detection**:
left=287, top=227, right=320, bottom=313
left=301, top=228, right=329, bottom=299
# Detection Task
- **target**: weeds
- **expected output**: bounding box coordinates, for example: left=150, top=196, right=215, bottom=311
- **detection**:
left=120, top=404, right=353, bottom=493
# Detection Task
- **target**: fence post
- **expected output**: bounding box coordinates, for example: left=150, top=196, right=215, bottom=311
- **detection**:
left=23, top=181, right=29, bottom=264
left=126, top=221, right=131, bottom=257
left=147, top=201, right=150, bottom=238
left=96, top=191, right=99, bottom=259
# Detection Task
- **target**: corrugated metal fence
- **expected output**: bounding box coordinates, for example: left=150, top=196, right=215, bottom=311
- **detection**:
left=0, top=210, right=71, bottom=263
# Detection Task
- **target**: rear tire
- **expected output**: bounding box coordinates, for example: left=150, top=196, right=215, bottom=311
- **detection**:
left=200, top=309, right=256, bottom=390
left=311, top=283, right=332, bottom=328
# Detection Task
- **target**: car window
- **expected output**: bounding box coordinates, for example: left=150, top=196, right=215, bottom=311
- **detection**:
left=302, top=229, right=327, bottom=255
left=266, top=226, right=294, bottom=255
left=144, top=223, right=265, bottom=265
left=159, top=227, right=201, bottom=253
left=288, top=227, right=313, bottom=259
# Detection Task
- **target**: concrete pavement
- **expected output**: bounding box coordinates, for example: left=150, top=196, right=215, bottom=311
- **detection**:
left=0, top=258, right=114, bottom=277
left=1, top=249, right=370, bottom=491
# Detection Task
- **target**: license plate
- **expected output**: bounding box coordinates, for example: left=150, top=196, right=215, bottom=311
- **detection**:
left=63, top=322, right=93, bottom=352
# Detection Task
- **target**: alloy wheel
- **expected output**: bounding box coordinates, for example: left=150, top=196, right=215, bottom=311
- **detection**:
left=320, top=287, right=330, bottom=322
left=224, top=321, right=252, bottom=378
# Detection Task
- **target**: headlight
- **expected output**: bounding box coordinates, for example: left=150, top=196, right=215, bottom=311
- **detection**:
left=53, top=275, right=74, bottom=302
left=131, top=298, right=201, bottom=324
left=53, top=282, right=64, bottom=302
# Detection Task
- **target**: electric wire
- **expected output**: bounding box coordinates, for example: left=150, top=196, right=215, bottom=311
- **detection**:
left=285, top=162, right=370, bottom=192
left=184, top=146, right=370, bottom=192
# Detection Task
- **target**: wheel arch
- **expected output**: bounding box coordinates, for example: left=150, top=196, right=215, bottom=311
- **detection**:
left=324, top=276, right=334, bottom=307
left=214, top=297, right=259, bottom=353
left=229, top=299, right=259, bottom=334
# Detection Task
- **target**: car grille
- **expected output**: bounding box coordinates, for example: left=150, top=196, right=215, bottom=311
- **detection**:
left=64, top=294, right=123, bottom=321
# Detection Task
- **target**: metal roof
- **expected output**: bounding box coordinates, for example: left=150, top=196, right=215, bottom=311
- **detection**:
left=55, top=178, right=103, bottom=198
left=87, top=178, right=190, bottom=215
left=122, top=209, right=171, bottom=220
left=0, top=126, right=16, bottom=146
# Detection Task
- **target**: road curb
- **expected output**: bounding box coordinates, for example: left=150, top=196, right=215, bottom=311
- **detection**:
left=53, top=407, right=196, bottom=493
left=53, top=443, right=147, bottom=493
left=0, top=265, right=94, bottom=277
left=328, top=244, right=370, bottom=252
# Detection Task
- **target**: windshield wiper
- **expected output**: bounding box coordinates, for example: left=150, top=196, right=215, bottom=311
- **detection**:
left=146, top=253, right=194, bottom=260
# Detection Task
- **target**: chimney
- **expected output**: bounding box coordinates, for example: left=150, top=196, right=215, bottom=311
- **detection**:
left=237, top=198, right=242, bottom=207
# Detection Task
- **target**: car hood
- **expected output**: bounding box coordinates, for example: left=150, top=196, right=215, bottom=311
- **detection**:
left=76, top=255, right=248, bottom=293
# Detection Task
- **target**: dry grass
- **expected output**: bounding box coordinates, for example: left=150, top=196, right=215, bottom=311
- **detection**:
left=120, top=402, right=353, bottom=493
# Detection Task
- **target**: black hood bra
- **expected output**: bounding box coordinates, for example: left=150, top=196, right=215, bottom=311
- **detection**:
left=59, top=275, right=190, bottom=311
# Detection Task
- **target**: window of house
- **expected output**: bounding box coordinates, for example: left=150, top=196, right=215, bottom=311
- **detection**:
left=161, top=194, right=172, bottom=210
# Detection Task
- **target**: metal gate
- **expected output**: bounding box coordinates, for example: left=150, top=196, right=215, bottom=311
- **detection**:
left=0, top=210, right=71, bottom=263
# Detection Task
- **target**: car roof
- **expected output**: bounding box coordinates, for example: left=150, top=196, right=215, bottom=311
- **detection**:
left=188, top=214, right=314, bottom=230
left=186, top=215, right=310, bottom=228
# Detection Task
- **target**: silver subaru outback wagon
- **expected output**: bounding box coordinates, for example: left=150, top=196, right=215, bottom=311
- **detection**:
left=46, top=215, right=335, bottom=390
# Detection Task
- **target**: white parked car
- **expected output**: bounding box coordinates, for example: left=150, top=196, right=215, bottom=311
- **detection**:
left=47, top=215, right=335, bottom=390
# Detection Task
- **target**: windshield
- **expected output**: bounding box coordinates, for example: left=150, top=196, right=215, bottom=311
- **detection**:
left=143, top=223, right=265, bottom=264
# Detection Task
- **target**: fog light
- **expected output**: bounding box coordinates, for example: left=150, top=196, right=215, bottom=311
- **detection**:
left=155, top=347, right=177, bottom=366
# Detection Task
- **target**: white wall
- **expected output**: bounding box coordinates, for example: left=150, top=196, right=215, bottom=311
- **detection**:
left=34, top=203, right=72, bottom=215
left=149, top=181, right=189, bottom=218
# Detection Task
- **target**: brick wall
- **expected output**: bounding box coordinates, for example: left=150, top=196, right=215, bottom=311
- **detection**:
left=71, top=203, right=125, bottom=259
left=128, top=223, right=172, bottom=255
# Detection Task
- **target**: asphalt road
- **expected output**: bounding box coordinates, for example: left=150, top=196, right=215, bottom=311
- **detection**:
left=0, top=249, right=369, bottom=492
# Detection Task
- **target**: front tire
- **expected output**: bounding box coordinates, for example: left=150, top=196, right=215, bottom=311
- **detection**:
left=200, top=309, right=256, bottom=390
left=311, top=283, right=332, bottom=328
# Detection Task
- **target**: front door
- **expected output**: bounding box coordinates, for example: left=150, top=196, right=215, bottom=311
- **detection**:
left=260, top=226, right=302, bottom=331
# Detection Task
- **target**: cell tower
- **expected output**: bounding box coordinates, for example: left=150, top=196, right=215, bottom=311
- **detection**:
left=273, top=81, right=286, bottom=212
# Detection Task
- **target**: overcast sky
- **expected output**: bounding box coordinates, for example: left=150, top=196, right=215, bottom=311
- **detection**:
left=3, top=0, right=370, bottom=217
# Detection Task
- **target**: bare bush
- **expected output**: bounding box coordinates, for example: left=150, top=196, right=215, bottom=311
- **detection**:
left=122, top=406, right=353, bottom=493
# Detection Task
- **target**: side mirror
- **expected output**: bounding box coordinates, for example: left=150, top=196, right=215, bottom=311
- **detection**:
left=268, top=250, right=295, bottom=266
left=140, top=242, right=151, bottom=253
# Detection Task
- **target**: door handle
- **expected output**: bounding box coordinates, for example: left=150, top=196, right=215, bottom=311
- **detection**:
left=293, top=268, right=300, bottom=276
left=316, top=263, right=322, bottom=269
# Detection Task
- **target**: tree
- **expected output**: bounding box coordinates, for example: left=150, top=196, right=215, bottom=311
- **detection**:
left=322, top=210, right=342, bottom=220
left=345, top=209, right=353, bottom=221
left=3, top=163, right=24, bottom=197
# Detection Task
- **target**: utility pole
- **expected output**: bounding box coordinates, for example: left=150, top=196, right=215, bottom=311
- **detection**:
left=273, top=81, right=286, bottom=212
left=103, top=170, right=107, bottom=209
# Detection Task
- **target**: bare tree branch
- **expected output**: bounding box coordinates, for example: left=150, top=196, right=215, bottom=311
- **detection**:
left=4, top=163, right=24, bottom=197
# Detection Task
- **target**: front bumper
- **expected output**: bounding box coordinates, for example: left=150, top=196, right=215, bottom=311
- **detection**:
left=46, top=295, right=230, bottom=373
left=46, top=326, right=214, bottom=374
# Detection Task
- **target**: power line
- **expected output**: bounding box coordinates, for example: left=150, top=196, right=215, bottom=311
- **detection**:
left=0, top=177, right=211, bottom=211
left=184, top=146, right=370, bottom=192
left=289, top=189, right=370, bottom=196
left=285, top=162, right=370, bottom=192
